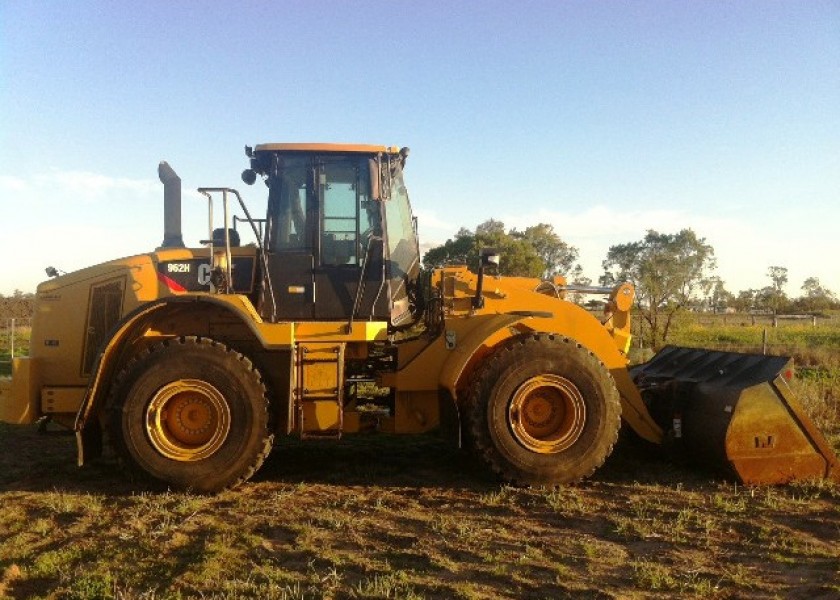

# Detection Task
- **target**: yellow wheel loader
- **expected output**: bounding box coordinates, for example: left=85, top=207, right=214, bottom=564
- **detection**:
left=1, top=143, right=837, bottom=492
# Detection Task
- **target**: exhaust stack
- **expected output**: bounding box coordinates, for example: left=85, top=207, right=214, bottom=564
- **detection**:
left=158, top=161, right=185, bottom=248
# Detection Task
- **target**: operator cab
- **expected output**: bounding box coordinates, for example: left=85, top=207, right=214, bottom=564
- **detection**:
left=241, top=143, right=420, bottom=328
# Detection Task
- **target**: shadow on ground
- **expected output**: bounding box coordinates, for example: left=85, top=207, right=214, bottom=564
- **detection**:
left=0, top=421, right=720, bottom=496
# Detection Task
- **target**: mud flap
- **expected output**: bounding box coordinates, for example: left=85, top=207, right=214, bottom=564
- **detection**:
left=633, top=346, right=840, bottom=485
left=75, top=420, right=103, bottom=466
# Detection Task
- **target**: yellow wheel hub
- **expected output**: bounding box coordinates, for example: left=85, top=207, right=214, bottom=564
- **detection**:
left=146, top=380, right=231, bottom=461
left=508, top=375, right=586, bottom=454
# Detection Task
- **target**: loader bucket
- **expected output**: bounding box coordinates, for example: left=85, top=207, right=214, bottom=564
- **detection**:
left=632, top=346, right=840, bottom=485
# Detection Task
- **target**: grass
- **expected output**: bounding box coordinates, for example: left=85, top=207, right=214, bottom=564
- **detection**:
left=0, top=322, right=31, bottom=377
left=668, top=311, right=840, bottom=368
left=0, top=428, right=837, bottom=599
left=0, top=313, right=839, bottom=598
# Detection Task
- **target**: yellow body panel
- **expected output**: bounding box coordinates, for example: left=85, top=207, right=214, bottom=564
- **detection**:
left=0, top=358, right=40, bottom=424
left=385, top=391, right=440, bottom=434
left=42, top=387, right=86, bottom=414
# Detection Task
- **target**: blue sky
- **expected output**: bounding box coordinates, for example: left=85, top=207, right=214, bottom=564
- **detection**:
left=1, top=1, right=838, bottom=297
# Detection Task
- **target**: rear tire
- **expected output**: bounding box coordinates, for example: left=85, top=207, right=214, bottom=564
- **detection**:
left=107, top=336, right=273, bottom=493
left=467, top=334, right=621, bottom=485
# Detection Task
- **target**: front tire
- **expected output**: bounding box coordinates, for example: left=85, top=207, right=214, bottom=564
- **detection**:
left=467, top=334, right=621, bottom=485
left=108, top=336, right=273, bottom=493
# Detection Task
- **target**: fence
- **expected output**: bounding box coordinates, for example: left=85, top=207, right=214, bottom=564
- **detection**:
left=693, top=313, right=826, bottom=328
left=627, top=312, right=840, bottom=368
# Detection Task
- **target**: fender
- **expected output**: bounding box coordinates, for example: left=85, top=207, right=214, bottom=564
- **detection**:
left=437, top=313, right=529, bottom=397
left=73, top=294, right=294, bottom=464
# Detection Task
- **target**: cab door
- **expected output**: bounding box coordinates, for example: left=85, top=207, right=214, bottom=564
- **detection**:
left=313, top=156, right=385, bottom=320
left=261, top=154, right=316, bottom=321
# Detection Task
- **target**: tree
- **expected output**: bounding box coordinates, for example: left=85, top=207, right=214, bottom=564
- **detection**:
left=474, top=220, right=544, bottom=277
left=755, top=286, right=780, bottom=313
left=765, top=266, right=789, bottom=315
left=768, top=266, right=788, bottom=292
left=568, top=264, right=592, bottom=305
left=513, top=223, right=579, bottom=278
left=601, top=229, right=716, bottom=349
left=422, top=227, right=475, bottom=268
left=423, top=220, right=579, bottom=279
left=796, top=277, right=837, bottom=312
left=706, top=277, right=734, bottom=313
left=731, top=289, right=758, bottom=313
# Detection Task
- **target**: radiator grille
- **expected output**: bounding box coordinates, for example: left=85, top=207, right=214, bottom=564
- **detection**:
left=81, top=279, right=125, bottom=376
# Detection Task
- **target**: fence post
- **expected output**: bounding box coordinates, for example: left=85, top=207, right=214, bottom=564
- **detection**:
left=762, top=328, right=768, bottom=355
left=10, top=318, right=14, bottom=359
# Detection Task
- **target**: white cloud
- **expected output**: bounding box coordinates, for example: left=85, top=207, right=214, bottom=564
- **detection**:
left=0, top=175, right=28, bottom=192
left=8, top=170, right=159, bottom=205
left=413, top=207, right=453, bottom=232
left=1, top=170, right=168, bottom=293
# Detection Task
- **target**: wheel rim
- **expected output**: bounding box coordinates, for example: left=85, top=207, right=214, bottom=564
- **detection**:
left=145, top=379, right=231, bottom=461
left=508, top=375, right=586, bottom=454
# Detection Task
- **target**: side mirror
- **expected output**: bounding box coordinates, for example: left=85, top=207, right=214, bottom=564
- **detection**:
left=473, top=248, right=500, bottom=310
left=479, top=248, right=500, bottom=269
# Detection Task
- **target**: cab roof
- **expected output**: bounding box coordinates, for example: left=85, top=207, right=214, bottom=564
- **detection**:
left=254, top=143, right=400, bottom=154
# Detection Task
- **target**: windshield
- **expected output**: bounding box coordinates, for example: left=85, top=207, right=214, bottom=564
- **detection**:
left=383, top=166, right=420, bottom=304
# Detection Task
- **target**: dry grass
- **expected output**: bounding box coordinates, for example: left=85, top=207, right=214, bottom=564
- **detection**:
left=0, top=425, right=838, bottom=600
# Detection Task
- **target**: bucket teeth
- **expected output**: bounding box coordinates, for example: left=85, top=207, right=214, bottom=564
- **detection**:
left=633, top=346, right=839, bottom=485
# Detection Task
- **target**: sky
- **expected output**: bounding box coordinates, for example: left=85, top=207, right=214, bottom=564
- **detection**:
left=1, top=1, right=838, bottom=297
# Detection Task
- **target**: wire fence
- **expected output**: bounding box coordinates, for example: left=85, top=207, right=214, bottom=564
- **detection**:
left=627, top=312, right=840, bottom=369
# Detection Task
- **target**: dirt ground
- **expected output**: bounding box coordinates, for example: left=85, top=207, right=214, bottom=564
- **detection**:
left=0, top=423, right=838, bottom=599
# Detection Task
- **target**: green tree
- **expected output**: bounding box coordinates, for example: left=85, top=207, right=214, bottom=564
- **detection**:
left=795, top=277, right=837, bottom=311
left=423, top=220, right=579, bottom=279
left=474, top=220, right=544, bottom=277
left=601, top=229, right=716, bottom=348
left=765, top=265, right=789, bottom=314
left=513, top=223, right=579, bottom=278
left=567, top=264, right=592, bottom=305
left=731, top=289, right=758, bottom=313
left=422, top=227, right=475, bottom=268
left=707, top=277, right=734, bottom=313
